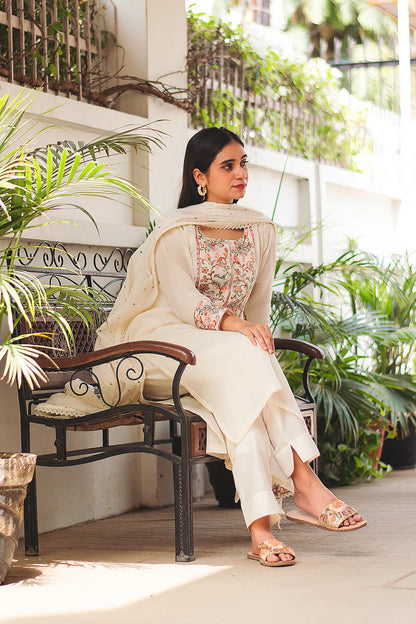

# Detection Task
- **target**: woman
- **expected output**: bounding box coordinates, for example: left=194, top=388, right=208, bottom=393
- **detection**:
left=95, top=127, right=366, bottom=567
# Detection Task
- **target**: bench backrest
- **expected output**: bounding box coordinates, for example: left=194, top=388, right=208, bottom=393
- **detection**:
left=13, top=241, right=134, bottom=395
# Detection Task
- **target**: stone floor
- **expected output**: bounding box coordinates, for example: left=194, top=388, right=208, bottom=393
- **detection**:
left=1, top=469, right=415, bottom=624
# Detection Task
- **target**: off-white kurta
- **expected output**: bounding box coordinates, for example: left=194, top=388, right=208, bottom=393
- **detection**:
left=94, top=204, right=309, bottom=465
left=35, top=204, right=317, bottom=499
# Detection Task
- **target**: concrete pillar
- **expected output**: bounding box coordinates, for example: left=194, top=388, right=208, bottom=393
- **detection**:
left=146, top=0, right=189, bottom=214
left=396, top=0, right=416, bottom=251
left=113, top=0, right=189, bottom=219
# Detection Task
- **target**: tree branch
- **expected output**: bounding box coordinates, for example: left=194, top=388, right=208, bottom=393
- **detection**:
left=99, top=78, right=194, bottom=112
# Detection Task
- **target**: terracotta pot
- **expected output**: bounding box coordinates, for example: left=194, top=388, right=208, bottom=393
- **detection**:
left=368, top=425, right=385, bottom=470
left=0, top=453, right=37, bottom=584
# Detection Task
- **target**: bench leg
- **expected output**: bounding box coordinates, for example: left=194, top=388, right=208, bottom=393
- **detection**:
left=173, top=459, right=194, bottom=562
left=24, top=472, right=39, bottom=556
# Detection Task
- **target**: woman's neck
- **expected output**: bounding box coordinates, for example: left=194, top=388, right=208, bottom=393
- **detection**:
left=198, top=225, right=244, bottom=240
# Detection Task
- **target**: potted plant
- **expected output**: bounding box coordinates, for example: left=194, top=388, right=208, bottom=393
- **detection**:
left=270, top=229, right=416, bottom=484
left=0, top=87, right=162, bottom=582
left=277, top=308, right=399, bottom=484
left=343, top=253, right=416, bottom=469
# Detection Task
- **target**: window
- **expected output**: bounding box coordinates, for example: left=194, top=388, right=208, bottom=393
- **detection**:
left=248, top=0, right=271, bottom=27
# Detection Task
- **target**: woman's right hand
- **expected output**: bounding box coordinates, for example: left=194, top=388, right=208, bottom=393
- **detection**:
left=220, top=314, right=275, bottom=354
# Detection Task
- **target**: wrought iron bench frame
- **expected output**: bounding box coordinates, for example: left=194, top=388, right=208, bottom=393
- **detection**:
left=15, top=242, right=324, bottom=562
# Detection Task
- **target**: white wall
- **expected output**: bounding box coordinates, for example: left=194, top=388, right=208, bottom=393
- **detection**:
left=323, top=181, right=399, bottom=260
left=243, top=147, right=404, bottom=263
left=0, top=0, right=412, bottom=537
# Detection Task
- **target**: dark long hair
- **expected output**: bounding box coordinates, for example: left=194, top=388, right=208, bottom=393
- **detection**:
left=177, top=127, right=244, bottom=209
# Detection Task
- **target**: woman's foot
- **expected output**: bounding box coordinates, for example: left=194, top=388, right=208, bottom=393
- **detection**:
left=291, top=451, right=364, bottom=528
left=250, top=516, right=295, bottom=564
left=248, top=538, right=296, bottom=566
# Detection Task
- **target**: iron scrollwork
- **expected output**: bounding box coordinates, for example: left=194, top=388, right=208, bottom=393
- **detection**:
left=93, top=247, right=134, bottom=274
left=15, top=241, right=134, bottom=275
left=68, top=355, right=145, bottom=408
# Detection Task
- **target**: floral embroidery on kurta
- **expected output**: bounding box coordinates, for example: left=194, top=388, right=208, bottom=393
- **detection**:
left=193, top=226, right=256, bottom=330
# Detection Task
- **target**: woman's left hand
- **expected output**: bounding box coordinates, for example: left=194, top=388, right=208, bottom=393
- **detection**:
left=220, top=314, right=275, bottom=354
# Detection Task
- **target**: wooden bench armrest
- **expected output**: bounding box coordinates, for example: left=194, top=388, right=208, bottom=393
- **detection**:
left=35, top=340, right=196, bottom=371
left=274, top=337, right=324, bottom=404
left=274, top=337, right=325, bottom=360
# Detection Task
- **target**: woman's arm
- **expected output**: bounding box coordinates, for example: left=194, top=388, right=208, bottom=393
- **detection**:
left=244, top=223, right=277, bottom=325
left=220, top=223, right=277, bottom=353
left=155, top=227, right=233, bottom=330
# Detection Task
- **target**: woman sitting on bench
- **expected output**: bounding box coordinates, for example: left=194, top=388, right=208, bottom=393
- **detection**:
left=96, top=127, right=367, bottom=567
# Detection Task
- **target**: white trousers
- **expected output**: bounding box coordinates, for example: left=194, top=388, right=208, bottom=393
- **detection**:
left=142, top=360, right=319, bottom=529
left=226, top=403, right=319, bottom=529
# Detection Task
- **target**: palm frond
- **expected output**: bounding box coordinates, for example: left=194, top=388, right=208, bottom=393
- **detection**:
left=0, top=338, right=51, bottom=389
left=1, top=151, right=155, bottom=242
left=0, top=89, right=165, bottom=390
left=270, top=291, right=338, bottom=337
left=30, top=124, right=167, bottom=171
left=0, top=270, right=51, bottom=330
left=315, top=311, right=396, bottom=346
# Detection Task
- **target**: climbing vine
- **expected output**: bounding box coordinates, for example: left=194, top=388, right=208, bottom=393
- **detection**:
left=187, top=10, right=371, bottom=169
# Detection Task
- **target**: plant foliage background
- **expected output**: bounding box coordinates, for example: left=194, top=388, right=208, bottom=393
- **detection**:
left=271, top=228, right=416, bottom=485
left=187, top=9, right=370, bottom=169
left=0, top=89, right=162, bottom=389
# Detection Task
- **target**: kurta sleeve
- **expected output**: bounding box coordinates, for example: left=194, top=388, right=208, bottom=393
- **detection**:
left=155, top=226, right=232, bottom=330
left=244, top=223, right=277, bottom=324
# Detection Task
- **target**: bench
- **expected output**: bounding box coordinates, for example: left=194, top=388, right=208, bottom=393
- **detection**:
left=15, top=242, right=324, bottom=562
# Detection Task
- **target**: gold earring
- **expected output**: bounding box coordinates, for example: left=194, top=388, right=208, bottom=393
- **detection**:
left=197, top=185, right=207, bottom=197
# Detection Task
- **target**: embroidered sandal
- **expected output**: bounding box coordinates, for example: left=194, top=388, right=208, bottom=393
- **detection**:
left=247, top=539, right=296, bottom=567
left=286, top=499, right=367, bottom=532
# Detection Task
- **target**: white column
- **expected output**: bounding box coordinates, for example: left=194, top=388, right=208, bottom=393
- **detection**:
left=145, top=0, right=189, bottom=215
left=112, top=0, right=148, bottom=117
left=310, top=163, right=324, bottom=266
left=113, top=0, right=189, bottom=220
left=398, top=0, right=412, bottom=140
left=396, top=0, right=415, bottom=251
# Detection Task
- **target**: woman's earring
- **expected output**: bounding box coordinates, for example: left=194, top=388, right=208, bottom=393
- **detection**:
left=197, top=185, right=207, bottom=197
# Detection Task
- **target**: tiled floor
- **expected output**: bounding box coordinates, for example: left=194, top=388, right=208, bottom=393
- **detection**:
left=1, top=469, right=415, bottom=623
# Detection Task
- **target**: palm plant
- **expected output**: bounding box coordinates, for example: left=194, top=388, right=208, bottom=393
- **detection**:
left=277, top=309, right=399, bottom=484
left=341, top=253, right=416, bottom=432
left=0, top=88, right=164, bottom=389
left=270, top=227, right=416, bottom=484
left=270, top=225, right=387, bottom=342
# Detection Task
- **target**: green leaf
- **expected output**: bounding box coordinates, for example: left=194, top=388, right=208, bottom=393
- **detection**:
left=55, top=148, right=68, bottom=190
left=67, top=153, right=82, bottom=184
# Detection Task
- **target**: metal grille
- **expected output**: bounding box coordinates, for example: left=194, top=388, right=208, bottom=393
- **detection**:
left=14, top=241, right=133, bottom=356
left=26, top=316, right=99, bottom=358
left=0, top=0, right=115, bottom=104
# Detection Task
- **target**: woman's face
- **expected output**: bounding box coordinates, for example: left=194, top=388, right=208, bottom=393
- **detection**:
left=193, top=141, right=248, bottom=204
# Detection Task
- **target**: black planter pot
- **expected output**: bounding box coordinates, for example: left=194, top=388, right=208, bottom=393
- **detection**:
left=206, top=461, right=240, bottom=508
left=380, top=422, right=416, bottom=470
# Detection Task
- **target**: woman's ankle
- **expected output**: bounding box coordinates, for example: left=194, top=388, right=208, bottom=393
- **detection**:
left=249, top=516, right=273, bottom=546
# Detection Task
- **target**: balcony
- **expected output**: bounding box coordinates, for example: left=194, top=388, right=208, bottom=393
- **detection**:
left=0, top=0, right=115, bottom=104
